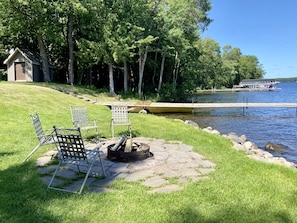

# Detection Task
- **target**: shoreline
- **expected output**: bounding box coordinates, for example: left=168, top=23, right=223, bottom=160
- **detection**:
left=183, top=120, right=297, bottom=170
left=54, top=85, right=296, bottom=169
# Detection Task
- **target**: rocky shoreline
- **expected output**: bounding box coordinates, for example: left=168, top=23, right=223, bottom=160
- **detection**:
left=184, top=120, right=297, bottom=169
left=46, top=88, right=297, bottom=170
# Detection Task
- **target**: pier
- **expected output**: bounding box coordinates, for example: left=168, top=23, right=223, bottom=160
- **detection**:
left=101, top=102, right=297, bottom=113
left=233, top=79, right=280, bottom=91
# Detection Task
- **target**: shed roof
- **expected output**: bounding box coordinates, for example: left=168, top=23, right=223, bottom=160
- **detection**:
left=3, top=48, right=41, bottom=65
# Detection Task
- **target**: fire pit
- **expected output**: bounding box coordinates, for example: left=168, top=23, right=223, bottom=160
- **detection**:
left=107, top=136, right=153, bottom=162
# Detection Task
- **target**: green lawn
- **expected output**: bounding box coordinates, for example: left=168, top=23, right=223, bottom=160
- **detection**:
left=1, top=82, right=297, bottom=223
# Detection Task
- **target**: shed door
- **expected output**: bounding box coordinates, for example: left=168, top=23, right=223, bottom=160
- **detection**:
left=15, top=62, right=26, bottom=80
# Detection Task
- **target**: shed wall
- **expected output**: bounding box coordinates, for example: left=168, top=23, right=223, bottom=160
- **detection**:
left=7, top=53, right=33, bottom=82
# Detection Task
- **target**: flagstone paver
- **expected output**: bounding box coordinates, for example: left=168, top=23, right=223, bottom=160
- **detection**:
left=37, top=137, right=216, bottom=193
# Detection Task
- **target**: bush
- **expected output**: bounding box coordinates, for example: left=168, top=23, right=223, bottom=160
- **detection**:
left=0, top=69, right=7, bottom=81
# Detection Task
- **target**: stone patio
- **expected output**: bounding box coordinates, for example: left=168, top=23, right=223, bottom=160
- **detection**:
left=37, top=137, right=216, bottom=194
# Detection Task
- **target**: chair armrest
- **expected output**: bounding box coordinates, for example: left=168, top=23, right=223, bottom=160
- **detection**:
left=93, top=142, right=105, bottom=151
left=43, top=128, right=55, bottom=134
left=73, top=121, right=83, bottom=127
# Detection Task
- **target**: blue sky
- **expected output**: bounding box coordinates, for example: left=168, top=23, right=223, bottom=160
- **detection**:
left=202, top=0, right=297, bottom=79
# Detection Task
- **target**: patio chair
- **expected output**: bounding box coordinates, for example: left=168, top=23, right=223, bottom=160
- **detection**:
left=111, top=104, right=132, bottom=138
left=23, top=111, right=55, bottom=162
left=70, top=105, right=98, bottom=135
left=48, top=126, right=105, bottom=194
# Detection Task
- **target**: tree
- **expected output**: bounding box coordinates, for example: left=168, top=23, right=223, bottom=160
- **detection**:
left=221, top=45, right=242, bottom=86
left=157, top=0, right=212, bottom=99
left=193, top=38, right=222, bottom=89
left=75, top=0, right=105, bottom=85
left=0, top=0, right=58, bottom=82
left=130, top=0, right=159, bottom=96
left=239, top=55, right=264, bottom=81
left=0, top=0, right=265, bottom=100
left=53, top=0, right=90, bottom=84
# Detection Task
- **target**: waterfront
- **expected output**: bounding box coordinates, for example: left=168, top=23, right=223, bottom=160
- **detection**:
left=160, top=82, right=297, bottom=163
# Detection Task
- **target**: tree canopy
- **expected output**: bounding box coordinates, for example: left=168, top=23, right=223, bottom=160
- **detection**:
left=0, top=0, right=264, bottom=101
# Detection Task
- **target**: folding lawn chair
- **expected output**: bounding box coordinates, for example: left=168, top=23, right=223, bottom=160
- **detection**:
left=47, top=126, right=105, bottom=194
left=70, top=105, right=98, bottom=135
left=111, top=104, right=132, bottom=138
left=23, top=111, right=55, bottom=162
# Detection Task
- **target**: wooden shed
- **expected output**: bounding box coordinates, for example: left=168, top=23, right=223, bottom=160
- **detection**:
left=3, top=48, right=52, bottom=82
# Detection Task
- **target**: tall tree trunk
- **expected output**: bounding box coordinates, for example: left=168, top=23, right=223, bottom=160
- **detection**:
left=138, top=46, right=148, bottom=96
left=123, top=60, right=128, bottom=93
left=158, top=54, right=165, bottom=92
left=68, top=15, right=74, bottom=85
left=173, top=51, right=180, bottom=86
left=37, top=33, right=51, bottom=82
left=152, top=51, right=158, bottom=89
left=109, top=60, right=115, bottom=95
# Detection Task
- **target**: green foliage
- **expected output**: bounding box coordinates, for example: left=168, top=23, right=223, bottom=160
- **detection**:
left=239, top=55, right=264, bottom=80
left=0, top=0, right=266, bottom=101
left=0, top=69, right=6, bottom=80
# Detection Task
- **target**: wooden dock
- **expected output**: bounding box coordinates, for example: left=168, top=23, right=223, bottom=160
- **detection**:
left=101, top=102, right=297, bottom=113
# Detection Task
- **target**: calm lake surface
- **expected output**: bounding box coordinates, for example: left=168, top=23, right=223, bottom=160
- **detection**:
left=160, top=82, right=297, bottom=163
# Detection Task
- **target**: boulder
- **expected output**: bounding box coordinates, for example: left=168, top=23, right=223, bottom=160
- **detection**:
left=211, top=129, right=221, bottom=135
left=185, top=120, right=199, bottom=128
left=226, top=132, right=247, bottom=144
left=265, top=142, right=287, bottom=154
left=203, top=127, right=220, bottom=135
left=243, top=141, right=254, bottom=150
left=191, top=124, right=296, bottom=170
left=232, top=141, right=245, bottom=151
left=239, top=135, right=247, bottom=143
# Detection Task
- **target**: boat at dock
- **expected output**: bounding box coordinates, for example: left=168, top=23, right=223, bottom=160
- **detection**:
left=233, top=79, right=280, bottom=91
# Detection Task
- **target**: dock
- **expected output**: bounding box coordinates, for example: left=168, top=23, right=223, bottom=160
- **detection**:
left=100, top=102, right=297, bottom=113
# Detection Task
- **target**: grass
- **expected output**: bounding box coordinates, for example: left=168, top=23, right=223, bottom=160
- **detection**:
left=1, top=81, right=297, bottom=223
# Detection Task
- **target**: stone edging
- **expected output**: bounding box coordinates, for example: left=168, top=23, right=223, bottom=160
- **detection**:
left=184, top=120, right=297, bottom=169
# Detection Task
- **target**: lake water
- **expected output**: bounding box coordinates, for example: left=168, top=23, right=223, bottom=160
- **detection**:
left=160, top=82, right=297, bottom=163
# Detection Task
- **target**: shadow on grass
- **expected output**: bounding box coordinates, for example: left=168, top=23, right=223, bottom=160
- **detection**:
left=0, top=161, right=72, bottom=223
left=0, top=152, right=15, bottom=156
left=165, top=203, right=294, bottom=223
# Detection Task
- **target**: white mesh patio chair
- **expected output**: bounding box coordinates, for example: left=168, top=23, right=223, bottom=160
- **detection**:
left=70, top=105, right=98, bottom=135
left=48, top=126, right=105, bottom=194
left=111, top=104, right=132, bottom=138
left=23, top=111, right=55, bottom=162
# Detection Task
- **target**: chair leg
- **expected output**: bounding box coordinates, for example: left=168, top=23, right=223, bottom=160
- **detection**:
left=78, top=160, right=96, bottom=194
left=23, top=143, right=42, bottom=162
left=98, top=152, right=106, bottom=177
left=48, top=161, right=86, bottom=194
left=128, top=125, right=132, bottom=138
left=47, top=161, right=62, bottom=190
left=111, top=123, right=114, bottom=138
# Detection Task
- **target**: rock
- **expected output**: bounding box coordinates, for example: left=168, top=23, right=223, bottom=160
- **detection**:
left=232, top=141, right=245, bottom=151
left=196, top=125, right=296, bottom=170
left=226, top=132, right=246, bottom=144
left=211, top=129, right=220, bottom=135
left=202, top=127, right=220, bottom=134
left=239, top=135, right=247, bottom=143
left=185, top=120, right=199, bottom=128
left=265, top=142, right=287, bottom=154
left=243, top=141, right=256, bottom=151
